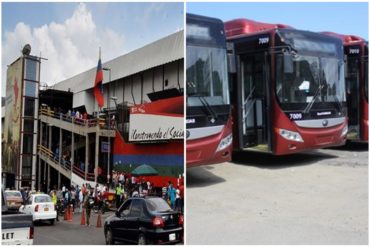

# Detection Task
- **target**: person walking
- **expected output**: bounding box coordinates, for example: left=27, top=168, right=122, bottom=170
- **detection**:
left=51, top=191, right=59, bottom=222
left=167, top=182, right=176, bottom=210
left=71, top=188, right=76, bottom=213
left=175, top=187, right=181, bottom=212
left=79, top=189, right=83, bottom=213
left=115, top=184, right=122, bottom=208
left=84, top=190, right=93, bottom=227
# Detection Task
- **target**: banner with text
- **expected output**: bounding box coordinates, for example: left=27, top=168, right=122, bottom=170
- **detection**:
left=129, top=114, right=184, bottom=142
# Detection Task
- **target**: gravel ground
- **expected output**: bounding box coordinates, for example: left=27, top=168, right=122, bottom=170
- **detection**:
left=186, top=142, right=368, bottom=245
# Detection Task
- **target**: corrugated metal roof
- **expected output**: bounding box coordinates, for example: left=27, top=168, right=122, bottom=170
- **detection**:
left=53, top=30, right=184, bottom=93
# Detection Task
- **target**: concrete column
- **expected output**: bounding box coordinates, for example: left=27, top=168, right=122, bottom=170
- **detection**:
left=43, top=160, right=46, bottom=182
left=59, top=118, right=62, bottom=164
left=71, top=132, right=74, bottom=185
left=85, top=134, right=89, bottom=180
left=38, top=157, right=41, bottom=191
left=47, top=165, right=50, bottom=193
left=95, top=133, right=99, bottom=183
left=38, top=122, right=43, bottom=190
left=58, top=172, right=61, bottom=190
left=48, top=125, right=52, bottom=150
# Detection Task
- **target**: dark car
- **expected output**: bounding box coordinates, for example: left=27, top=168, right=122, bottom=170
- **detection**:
left=104, top=197, right=183, bottom=245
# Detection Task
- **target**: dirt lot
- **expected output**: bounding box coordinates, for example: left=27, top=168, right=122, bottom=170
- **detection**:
left=186, top=142, right=368, bottom=245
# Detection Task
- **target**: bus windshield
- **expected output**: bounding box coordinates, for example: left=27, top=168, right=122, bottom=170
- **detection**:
left=276, top=54, right=346, bottom=113
left=187, top=45, right=229, bottom=106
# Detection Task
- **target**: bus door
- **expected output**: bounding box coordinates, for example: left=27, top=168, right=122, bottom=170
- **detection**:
left=238, top=52, right=270, bottom=150
left=346, top=56, right=360, bottom=138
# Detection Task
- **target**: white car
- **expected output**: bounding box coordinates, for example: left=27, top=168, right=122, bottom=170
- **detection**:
left=19, top=194, right=57, bottom=225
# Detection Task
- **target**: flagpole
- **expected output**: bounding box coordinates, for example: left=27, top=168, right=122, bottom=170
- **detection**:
left=96, top=47, right=101, bottom=185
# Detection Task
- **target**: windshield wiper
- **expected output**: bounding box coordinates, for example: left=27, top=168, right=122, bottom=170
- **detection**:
left=199, top=96, right=218, bottom=122
left=303, top=84, right=324, bottom=114
left=334, top=95, right=343, bottom=115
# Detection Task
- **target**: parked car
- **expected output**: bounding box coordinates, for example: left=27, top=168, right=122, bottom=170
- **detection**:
left=2, top=189, right=34, bottom=245
left=19, top=193, right=57, bottom=225
left=4, top=190, right=23, bottom=210
left=104, top=197, right=183, bottom=245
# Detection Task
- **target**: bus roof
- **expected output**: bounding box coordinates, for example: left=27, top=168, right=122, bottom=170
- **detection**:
left=225, top=18, right=293, bottom=38
left=320, top=31, right=367, bottom=46
left=187, top=13, right=223, bottom=26
left=186, top=13, right=226, bottom=48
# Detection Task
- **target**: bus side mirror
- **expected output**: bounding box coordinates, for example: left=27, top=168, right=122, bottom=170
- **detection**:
left=227, top=53, right=236, bottom=74
left=343, top=55, right=348, bottom=78
left=283, top=53, right=294, bottom=74
left=227, top=42, right=236, bottom=74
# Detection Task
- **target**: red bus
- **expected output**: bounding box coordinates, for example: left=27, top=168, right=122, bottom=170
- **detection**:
left=321, top=32, right=368, bottom=142
left=225, top=19, right=348, bottom=155
left=186, top=14, right=233, bottom=167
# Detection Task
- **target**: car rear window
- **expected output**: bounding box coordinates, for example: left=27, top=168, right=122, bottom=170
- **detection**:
left=34, top=195, right=51, bottom=203
left=5, top=191, right=22, bottom=197
left=146, top=198, right=172, bottom=212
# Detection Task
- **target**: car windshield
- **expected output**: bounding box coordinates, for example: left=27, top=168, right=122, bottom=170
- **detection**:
left=5, top=191, right=22, bottom=197
left=187, top=45, right=229, bottom=106
left=146, top=198, right=172, bottom=212
left=34, top=195, right=51, bottom=203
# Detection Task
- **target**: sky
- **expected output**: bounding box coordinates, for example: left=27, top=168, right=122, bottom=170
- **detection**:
left=187, top=2, right=368, bottom=39
left=1, top=2, right=184, bottom=96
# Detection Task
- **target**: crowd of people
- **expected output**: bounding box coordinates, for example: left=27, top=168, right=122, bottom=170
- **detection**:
left=41, top=104, right=116, bottom=129
left=112, top=171, right=184, bottom=213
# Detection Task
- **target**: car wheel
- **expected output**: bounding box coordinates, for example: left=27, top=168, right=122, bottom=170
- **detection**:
left=50, top=219, right=55, bottom=225
left=138, top=233, right=147, bottom=245
left=105, top=229, right=114, bottom=245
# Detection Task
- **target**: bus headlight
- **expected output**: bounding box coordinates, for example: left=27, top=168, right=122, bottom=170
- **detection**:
left=279, top=129, right=304, bottom=142
left=216, top=133, right=233, bottom=152
left=341, top=124, right=348, bottom=137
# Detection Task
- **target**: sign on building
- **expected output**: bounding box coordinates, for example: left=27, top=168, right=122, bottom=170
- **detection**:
left=128, top=97, right=184, bottom=142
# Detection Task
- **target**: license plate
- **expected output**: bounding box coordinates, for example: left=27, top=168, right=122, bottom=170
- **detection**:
left=44, top=208, right=49, bottom=211
left=169, top=233, right=176, bottom=241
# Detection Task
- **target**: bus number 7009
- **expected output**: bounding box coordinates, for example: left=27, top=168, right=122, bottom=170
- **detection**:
left=289, top=113, right=303, bottom=120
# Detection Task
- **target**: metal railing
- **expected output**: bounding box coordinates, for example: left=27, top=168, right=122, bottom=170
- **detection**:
left=39, top=107, right=113, bottom=130
left=38, top=145, right=71, bottom=171
left=38, top=145, right=94, bottom=181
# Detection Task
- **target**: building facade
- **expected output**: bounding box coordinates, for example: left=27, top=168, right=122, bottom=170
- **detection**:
left=3, top=30, right=184, bottom=191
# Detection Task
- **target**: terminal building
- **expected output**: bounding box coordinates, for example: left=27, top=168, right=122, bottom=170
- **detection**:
left=2, top=30, right=184, bottom=191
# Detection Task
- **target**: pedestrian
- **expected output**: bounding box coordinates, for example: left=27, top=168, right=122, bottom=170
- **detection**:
left=62, top=185, right=66, bottom=197
left=84, top=191, right=94, bottom=227
left=79, top=189, right=83, bottom=213
left=131, top=175, right=136, bottom=185
left=112, top=171, right=116, bottom=189
left=119, top=172, right=124, bottom=185
left=81, top=184, right=86, bottom=196
left=71, top=188, right=76, bottom=213
left=162, top=186, right=167, bottom=200
left=132, top=186, right=139, bottom=197
left=167, top=182, right=176, bottom=210
left=51, top=191, right=59, bottom=222
left=115, top=184, right=122, bottom=208
left=179, top=182, right=184, bottom=213
left=175, top=187, right=181, bottom=211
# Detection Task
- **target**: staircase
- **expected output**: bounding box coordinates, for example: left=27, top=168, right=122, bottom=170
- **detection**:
left=38, top=145, right=96, bottom=187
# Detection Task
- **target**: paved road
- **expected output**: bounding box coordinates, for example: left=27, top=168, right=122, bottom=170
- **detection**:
left=186, top=142, right=368, bottom=245
left=34, top=210, right=114, bottom=245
